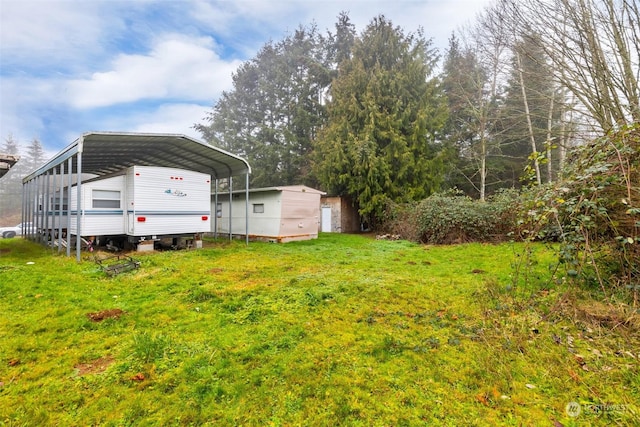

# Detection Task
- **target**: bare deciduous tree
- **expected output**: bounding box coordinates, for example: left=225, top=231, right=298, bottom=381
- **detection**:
left=508, top=0, right=640, bottom=132
left=456, top=7, right=512, bottom=200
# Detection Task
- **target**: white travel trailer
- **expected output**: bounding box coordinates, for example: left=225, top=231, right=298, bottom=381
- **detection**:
left=68, top=165, right=212, bottom=242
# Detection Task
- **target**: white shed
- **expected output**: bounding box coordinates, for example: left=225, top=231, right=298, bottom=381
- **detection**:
left=213, top=185, right=325, bottom=242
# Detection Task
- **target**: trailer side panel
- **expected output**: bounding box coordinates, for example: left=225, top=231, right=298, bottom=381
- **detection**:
left=127, top=166, right=211, bottom=236
left=69, top=176, right=126, bottom=236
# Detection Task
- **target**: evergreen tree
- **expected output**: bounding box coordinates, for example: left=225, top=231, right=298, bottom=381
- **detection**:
left=25, top=138, right=45, bottom=171
left=2, top=134, right=20, bottom=155
left=195, top=24, right=333, bottom=188
left=0, top=135, right=25, bottom=220
left=328, top=12, right=356, bottom=67
left=313, top=15, right=448, bottom=225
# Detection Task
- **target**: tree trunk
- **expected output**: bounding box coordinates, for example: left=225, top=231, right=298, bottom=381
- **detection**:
left=545, top=85, right=556, bottom=183
left=516, top=50, right=542, bottom=185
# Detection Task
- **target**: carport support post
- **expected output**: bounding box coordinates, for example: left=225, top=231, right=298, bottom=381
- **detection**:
left=51, top=168, right=57, bottom=247
left=57, top=163, right=64, bottom=252
left=21, top=179, right=27, bottom=238
left=32, top=176, right=37, bottom=241
left=67, top=157, right=72, bottom=257
left=228, top=177, right=233, bottom=241
left=245, top=173, right=249, bottom=245
left=76, top=150, right=83, bottom=262
left=45, top=169, right=51, bottom=245
left=36, top=175, right=42, bottom=243
left=27, top=178, right=34, bottom=241
left=214, top=179, right=218, bottom=239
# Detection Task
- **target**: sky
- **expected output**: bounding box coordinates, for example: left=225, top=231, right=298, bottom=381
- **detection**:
left=0, top=0, right=492, bottom=159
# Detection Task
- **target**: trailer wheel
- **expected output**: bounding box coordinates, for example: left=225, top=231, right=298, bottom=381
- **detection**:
left=3, top=231, right=16, bottom=238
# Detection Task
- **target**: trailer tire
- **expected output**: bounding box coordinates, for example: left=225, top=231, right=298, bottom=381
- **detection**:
left=3, top=231, right=16, bottom=238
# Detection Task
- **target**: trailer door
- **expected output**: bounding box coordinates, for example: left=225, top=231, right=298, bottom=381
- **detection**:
left=127, top=211, right=134, bottom=235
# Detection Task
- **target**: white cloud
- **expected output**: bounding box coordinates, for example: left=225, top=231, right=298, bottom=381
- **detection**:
left=129, top=103, right=210, bottom=139
left=0, top=0, right=115, bottom=67
left=1, top=0, right=495, bottom=155
left=65, top=34, right=242, bottom=108
left=0, top=75, right=60, bottom=141
left=190, top=0, right=296, bottom=35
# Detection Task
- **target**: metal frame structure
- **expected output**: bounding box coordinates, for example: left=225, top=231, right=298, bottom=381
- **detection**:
left=22, top=132, right=251, bottom=261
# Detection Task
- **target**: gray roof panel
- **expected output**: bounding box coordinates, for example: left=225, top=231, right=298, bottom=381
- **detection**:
left=23, top=132, right=250, bottom=182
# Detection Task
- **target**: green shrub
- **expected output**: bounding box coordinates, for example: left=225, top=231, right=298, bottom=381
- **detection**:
left=521, top=124, right=640, bottom=299
left=382, top=189, right=520, bottom=244
left=381, top=200, right=419, bottom=240
left=418, top=189, right=520, bottom=244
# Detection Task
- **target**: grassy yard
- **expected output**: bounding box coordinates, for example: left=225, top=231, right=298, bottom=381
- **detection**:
left=0, top=234, right=638, bottom=426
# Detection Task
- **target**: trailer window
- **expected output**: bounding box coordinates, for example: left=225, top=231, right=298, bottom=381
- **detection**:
left=253, top=203, right=265, bottom=214
left=51, top=191, right=68, bottom=210
left=93, top=190, right=121, bottom=209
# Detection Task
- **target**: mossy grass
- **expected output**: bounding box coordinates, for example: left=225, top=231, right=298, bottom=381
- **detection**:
left=1, top=234, right=637, bottom=425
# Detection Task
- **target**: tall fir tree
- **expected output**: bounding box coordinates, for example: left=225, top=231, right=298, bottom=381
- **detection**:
left=0, top=135, right=25, bottom=220
left=2, top=134, right=20, bottom=155
left=25, top=138, right=45, bottom=171
left=313, top=15, right=448, bottom=225
left=195, top=23, right=333, bottom=188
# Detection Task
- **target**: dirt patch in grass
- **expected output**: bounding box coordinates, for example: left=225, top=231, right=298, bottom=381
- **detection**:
left=548, top=294, right=640, bottom=332
left=75, top=356, right=114, bottom=376
left=86, top=308, right=125, bottom=322
left=575, top=301, right=640, bottom=331
left=130, top=372, right=145, bottom=382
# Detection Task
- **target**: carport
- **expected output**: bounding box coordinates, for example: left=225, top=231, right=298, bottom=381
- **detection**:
left=22, top=132, right=251, bottom=261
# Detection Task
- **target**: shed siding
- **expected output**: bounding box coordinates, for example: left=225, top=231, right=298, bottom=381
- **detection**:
left=320, top=195, right=360, bottom=233
left=279, top=189, right=320, bottom=239
left=214, top=185, right=324, bottom=242
left=215, top=191, right=282, bottom=237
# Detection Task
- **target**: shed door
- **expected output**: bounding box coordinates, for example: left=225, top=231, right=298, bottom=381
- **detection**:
left=321, top=206, right=332, bottom=232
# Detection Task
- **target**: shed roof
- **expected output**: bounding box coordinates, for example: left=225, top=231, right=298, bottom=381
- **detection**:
left=23, top=131, right=250, bottom=182
left=223, top=185, right=326, bottom=196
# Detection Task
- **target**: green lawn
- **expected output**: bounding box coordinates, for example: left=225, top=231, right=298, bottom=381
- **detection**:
left=0, top=234, right=638, bottom=426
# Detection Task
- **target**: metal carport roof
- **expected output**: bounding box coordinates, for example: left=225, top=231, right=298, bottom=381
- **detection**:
left=23, top=131, right=251, bottom=181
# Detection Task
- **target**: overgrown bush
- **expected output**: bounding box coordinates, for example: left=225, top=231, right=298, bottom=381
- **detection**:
left=521, top=124, right=640, bottom=302
left=417, top=189, right=520, bottom=244
left=381, top=200, right=419, bottom=240
left=382, top=189, right=521, bottom=244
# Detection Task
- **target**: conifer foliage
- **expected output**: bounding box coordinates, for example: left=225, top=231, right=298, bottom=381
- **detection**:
left=313, top=16, right=448, bottom=224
